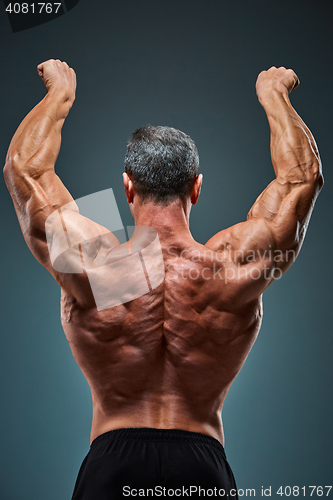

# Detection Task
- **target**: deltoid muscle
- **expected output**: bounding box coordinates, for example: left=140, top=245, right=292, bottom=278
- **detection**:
left=45, top=188, right=165, bottom=310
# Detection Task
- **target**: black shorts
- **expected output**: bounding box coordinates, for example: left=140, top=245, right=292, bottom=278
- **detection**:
left=71, top=428, right=238, bottom=499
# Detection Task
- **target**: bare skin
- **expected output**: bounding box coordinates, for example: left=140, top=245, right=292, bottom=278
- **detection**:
left=3, top=60, right=323, bottom=446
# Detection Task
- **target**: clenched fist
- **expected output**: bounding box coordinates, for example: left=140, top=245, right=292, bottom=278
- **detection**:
left=256, top=66, right=299, bottom=104
left=37, top=59, right=76, bottom=102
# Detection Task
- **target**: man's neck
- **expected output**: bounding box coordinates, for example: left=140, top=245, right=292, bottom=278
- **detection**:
left=133, top=199, right=194, bottom=244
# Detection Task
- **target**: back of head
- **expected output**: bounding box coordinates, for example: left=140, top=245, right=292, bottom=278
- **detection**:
left=124, top=126, right=199, bottom=205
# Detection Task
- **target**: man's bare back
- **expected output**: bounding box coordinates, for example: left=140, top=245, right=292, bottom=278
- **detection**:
left=3, top=60, right=323, bottom=494
left=61, top=229, right=263, bottom=445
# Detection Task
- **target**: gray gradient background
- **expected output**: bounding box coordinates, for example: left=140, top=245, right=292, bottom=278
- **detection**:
left=0, top=1, right=332, bottom=498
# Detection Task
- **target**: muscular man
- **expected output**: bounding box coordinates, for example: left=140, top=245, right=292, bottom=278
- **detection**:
left=4, top=60, right=323, bottom=499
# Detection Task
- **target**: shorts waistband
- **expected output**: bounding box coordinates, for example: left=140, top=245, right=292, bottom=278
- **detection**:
left=91, top=427, right=225, bottom=455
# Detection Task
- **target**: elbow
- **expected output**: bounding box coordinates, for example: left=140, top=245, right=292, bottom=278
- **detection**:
left=3, top=152, right=23, bottom=186
left=4, top=151, right=16, bottom=174
left=316, top=172, right=324, bottom=192
left=3, top=155, right=14, bottom=183
left=3, top=161, right=11, bottom=183
left=3, top=162, right=14, bottom=191
left=307, top=158, right=324, bottom=192
left=312, top=161, right=324, bottom=193
left=3, top=150, right=24, bottom=180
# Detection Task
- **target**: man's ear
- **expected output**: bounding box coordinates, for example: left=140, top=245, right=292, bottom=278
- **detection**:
left=191, top=174, right=203, bottom=205
left=123, top=172, right=134, bottom=204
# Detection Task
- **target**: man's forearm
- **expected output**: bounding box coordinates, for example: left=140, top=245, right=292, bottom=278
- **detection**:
left=247, top=86, right=323, bottom=225
left=260, top=88, right=322, bottom=186
left=4, top=91, right=72, bottom=179
left=5, top=59, right=76, bottom=179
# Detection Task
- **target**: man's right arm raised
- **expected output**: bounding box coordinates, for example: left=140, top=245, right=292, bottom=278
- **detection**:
left=3, top=59, right=111, bottom=307
left=206, top=67, right=323, bottom=302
